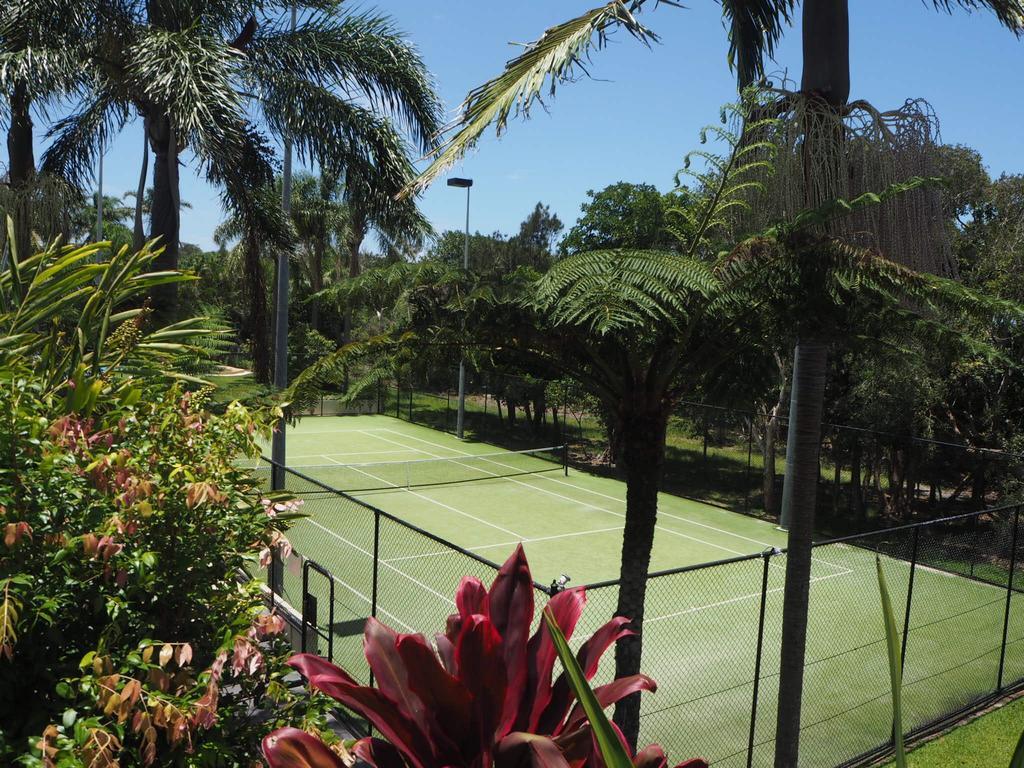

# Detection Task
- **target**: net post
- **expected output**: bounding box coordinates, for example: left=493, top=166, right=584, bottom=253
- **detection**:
left=702, top=406, right=709, bottom=463
left=408, top=388, right=413, bottom=422
left=899, top=526, right=919, bottom=673
left=395, top=382, right=401, bottom=419
left=563, top=443, right=569, bottom=477
left=747, top=548, right=774, bottom=768
left=998, top=506, right=1020, bottom=691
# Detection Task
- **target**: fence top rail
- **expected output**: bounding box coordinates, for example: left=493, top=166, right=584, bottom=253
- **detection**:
left=676, top=398, right=1024, bottom=463
left=811, top=503, right=1024, bottom=548
left=577, top=504, right=1024, bottom=591
left=260, top=457, right=553, bottom=595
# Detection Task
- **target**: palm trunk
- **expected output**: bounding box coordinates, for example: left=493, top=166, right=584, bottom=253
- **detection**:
left=133, top=119, right=150, bottom=252
left=774, top=340, right=829, bottom=768
left=244, top=237, right=271, bottom=383
left=146, top=112, right=181, bottom=321
left=612, top=405, right=669, bottom=751
left=310, top=239, right=325, bottom=331
left=6, top=83, right=35, bottom=259
left=343, top=224, right=365, bottom=344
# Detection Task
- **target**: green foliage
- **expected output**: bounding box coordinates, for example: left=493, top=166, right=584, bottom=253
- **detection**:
left=560, top=182, right=679, bottom=256
left=0, top=240, right=326, bottom=764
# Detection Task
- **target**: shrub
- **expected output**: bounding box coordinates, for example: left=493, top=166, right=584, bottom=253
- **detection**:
left=264, top=546, right=707, bottom=768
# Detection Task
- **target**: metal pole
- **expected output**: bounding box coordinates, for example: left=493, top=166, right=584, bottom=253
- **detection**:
left=271, top=2, right=297, bottom=492
left=998, top=506, right=1020, bottom=691
left=747, top=549, right=774, bottom=768
left=745, top=417, right=754, bottom=513
left=456, top=186, right=471, bottom=439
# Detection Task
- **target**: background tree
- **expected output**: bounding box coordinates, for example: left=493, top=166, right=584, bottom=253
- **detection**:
left=559, top=182, right=680, bottom=256
left=38, top=0, right=442, bottom=321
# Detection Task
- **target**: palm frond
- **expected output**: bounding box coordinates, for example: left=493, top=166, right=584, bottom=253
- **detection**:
left=929, top=0, right=1024, bottom=33
left=248, top=8, right=443, bottom=152
left=720, top=0, right=796, bottom=88
left=41, top=90, right=130, bottom=187
left=406, top=1, right=658, bottom=196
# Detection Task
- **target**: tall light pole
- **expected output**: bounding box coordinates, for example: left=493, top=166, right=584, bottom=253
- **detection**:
left=271, top=2, right=297, bottom=490
left=447, top=177, right=472, bottom=439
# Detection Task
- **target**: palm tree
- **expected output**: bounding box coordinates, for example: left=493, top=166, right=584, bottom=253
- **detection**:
left=36, top=0, right=441, bottom=321
left=403, top=3, right=1023, bottom=763
left=288, top=171, right=348, bottom=332
left=0, top=0, right=92, bottom=258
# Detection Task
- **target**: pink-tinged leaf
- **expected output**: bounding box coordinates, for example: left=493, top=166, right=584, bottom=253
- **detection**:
left=456, top=576, right=490, bottom=618
left=396, top=634, right=474, bottom=763
left=353, top=737, right=408, bottom=768
left=435, top=633, right=457, bottom=675
left=288, top=655, right=433, bottom=768
left=564, top=675, right=657, bottom=734
left=446, top=613, right=463, bottom=644
left=633, top=745, right=667, bottom=768
left=287, top=654, right=360, bottom=687
left=495, top=732, right=573, bottom=768
left=488, top=544, right=535, bottom=735
left=456, top=614, right=508, bottom=763
left=363, top=619, right=430, bottom=733
left=671, top=761, right=709, bottom=768
left=262, top=727, right=345, bottom=768
left=519, top=587, right=587, bottom=732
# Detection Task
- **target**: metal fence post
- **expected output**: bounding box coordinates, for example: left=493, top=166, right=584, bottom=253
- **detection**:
left=745, top=417, right=754, bottom=513
left=747, top=548, right=774, bottom=768
left=395, top=383, right=400, bottom=418
left=900, top=527, right=920, bottom=673
left=408, top=388, right=413, bottom=422
left=997, top=506, right=1021, bottom=691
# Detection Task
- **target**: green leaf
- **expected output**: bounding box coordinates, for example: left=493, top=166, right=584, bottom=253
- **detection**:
left=542, top=606, right=633, bottom=768
left=62, top=709, right=78, bottom=728
left=876, top=555, right=906, bottom=767
left=1010, top=728, right=1024, bottom=768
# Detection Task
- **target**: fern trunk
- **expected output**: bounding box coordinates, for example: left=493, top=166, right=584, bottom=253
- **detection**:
left=612, top=403, right=669, bottom=751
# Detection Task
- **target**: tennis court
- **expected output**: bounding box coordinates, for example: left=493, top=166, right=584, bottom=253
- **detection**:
left=253, top=414, right=1024, bottom=767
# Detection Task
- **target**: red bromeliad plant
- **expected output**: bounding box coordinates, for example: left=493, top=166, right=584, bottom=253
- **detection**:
left=264, top=545, right=707, bottom=768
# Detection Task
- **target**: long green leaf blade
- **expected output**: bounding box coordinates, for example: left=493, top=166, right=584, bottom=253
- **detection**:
left=542, top=606, right=633, bottom=768
left=877, top=554, right=906, bottom=767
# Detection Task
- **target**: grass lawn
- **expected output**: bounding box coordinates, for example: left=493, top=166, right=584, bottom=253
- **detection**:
left=883, top=696, right=1024, bottom=767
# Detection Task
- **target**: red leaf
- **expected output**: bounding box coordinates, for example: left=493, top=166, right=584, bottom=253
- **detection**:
left=552, top=726, right=594, bottom=768
left=671, top=761, right=709, bottom=768
left=538, top=616, right=632, bottom=736
left=577, top=616, right=634, bottom=679
left=488, top=544, right=535, bottom=735
left=353, top=737, right=408, bottom=768
left=287, top=654, right=360, bottom=687
left=455, top=614, right=507, bottom=764
left=396, top=634, right=474, bottom=763
left=633, top=745, right=667, bottom=768
left=564, top=675, right=657, bottom=733
left=518, top=587, right=587, bottom=732
left=363, top=619, right=431, bottom=734
left=262, top=727, right=344, bottom=768
left=435, top=633, right=457, bottom=675
left=495, top=732, right=573, bottom=768
left=287, top=655, right=433, bottom=768
left=456, top=576, right=490, bottom=618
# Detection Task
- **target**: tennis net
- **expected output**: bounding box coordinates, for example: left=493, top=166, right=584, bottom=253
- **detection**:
left=257, top=445, right=568, bottom=494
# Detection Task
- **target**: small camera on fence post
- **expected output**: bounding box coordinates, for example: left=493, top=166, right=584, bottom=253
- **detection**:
left=550, top=573, right=571, bottom=593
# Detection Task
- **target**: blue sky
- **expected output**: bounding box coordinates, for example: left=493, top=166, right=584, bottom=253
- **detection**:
left=9, top=0, right=1023, bottom=250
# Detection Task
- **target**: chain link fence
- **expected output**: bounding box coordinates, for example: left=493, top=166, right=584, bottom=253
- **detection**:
left=251, top=452, right=1024, bottom=767
left=381, top=374, right=1023, bottom=536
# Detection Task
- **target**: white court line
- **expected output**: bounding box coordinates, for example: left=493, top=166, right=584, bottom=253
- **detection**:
left=369, top=429, right=767, bottom=562
left=304, top=517, right=455, bottom=611
left=646, top=568, right=853, bottom=624
left=382, top=525, right=624, bottom=563
left=320, top=454, right=524, bottom=540
left=286, top=450, right=420, bottom=459
left=378, top=427, right=850, bottom=575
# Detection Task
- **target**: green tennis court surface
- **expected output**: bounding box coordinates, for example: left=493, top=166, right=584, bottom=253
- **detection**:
left=254, top=414, right=1024, bottom=767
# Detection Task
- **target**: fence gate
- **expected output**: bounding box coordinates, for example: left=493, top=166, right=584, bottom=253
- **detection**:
left=300, top=559, right=336, bottom=663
